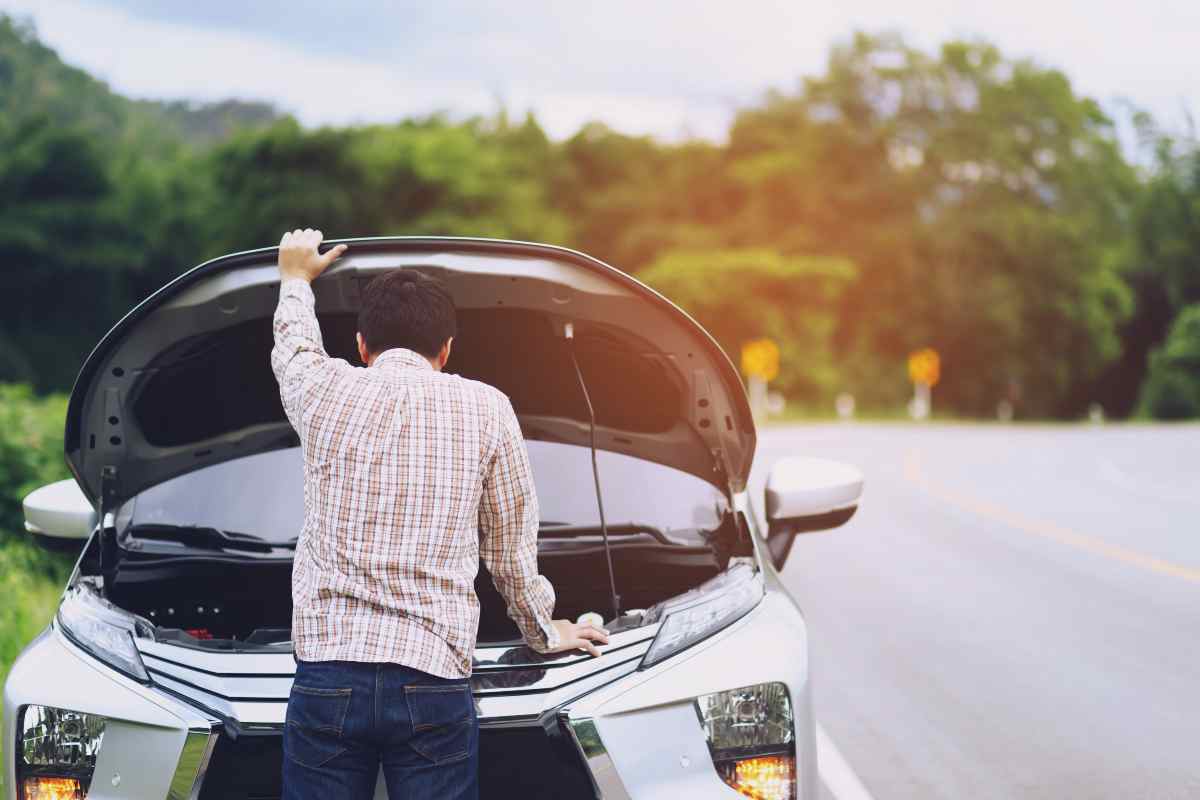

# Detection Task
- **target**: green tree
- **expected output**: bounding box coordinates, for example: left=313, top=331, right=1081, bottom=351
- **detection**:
left=724, top=33, right=1138, bottom=415
left=1091, top=131, right=1200, bottom=417
left=1135, top=138, right=1200, bottom=309
left=0, top=116, right=125, bottom=389
left=553, top=124, right=732, bottom=270
left=639, top=249, right=856, bottom=399
left=204, top=115, right=568, bottom=255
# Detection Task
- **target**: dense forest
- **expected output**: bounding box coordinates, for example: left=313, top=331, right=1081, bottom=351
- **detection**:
left=2, top=14, right=1198, bottom=419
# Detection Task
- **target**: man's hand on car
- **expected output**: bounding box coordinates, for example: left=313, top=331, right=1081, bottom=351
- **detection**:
left=547, top=619, right=610, bottom=657
left=278, top=229, right=347, bottom=283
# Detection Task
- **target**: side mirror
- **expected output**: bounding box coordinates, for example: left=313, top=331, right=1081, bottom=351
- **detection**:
left=764, top=457, right=863, bottom=570
left=23, top=479, right=96, bottom=554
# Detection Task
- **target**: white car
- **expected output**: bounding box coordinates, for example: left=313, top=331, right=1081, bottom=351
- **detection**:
left=3, top=238, right=862, bottom=799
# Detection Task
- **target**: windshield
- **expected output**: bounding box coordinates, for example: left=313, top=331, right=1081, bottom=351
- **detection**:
left=118, top=442, right=729, bottom=544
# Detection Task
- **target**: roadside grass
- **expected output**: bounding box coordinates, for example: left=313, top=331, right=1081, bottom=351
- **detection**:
left=0, top=539, right=67, bottom=686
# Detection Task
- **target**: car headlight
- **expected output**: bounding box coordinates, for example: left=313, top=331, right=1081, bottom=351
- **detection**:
left=17, top=705, right=106, bottom=799
left=641, top=564, right=763, bottom=668
left=696, top=682, right=796, bottom=800
left=56, top=583, right=152, bottom=682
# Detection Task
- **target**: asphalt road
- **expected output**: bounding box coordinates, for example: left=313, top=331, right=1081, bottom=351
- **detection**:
left=751, top=423, right=1200, bottom=800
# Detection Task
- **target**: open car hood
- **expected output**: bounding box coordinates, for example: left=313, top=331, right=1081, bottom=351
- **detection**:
left=67, top=238, right=755, bottom=508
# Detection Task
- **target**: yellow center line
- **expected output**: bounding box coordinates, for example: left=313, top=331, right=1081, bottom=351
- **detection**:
left=902, top=447, right=1200, bottom=585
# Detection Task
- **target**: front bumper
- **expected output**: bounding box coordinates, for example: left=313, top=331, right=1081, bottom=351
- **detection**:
left=2, top=627, right=219, bottom=800
left=3, top=588, right=814, bottom=799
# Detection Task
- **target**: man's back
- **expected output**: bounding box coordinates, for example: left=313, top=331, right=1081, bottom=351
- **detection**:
left=272, top=265, right=563, bottom=680
left=288, top=345, right=530, bottom=678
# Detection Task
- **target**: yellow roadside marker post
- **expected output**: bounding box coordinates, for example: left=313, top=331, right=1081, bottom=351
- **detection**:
left=741, top=338, right=780, bottom=422
left=907, top=348, right=940, bottom=420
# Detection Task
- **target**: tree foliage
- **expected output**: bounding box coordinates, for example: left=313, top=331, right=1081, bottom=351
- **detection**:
left=641, top=249, right=855, bottom=399
left=1138, top=305, right=1200, bottom=419
left=1092, top=131, right=1200, bottom=417
left=203, top=115, right=568, bottom=255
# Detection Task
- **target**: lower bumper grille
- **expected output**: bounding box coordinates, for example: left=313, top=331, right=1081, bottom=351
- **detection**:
left=199, top=732, right=283, bottom=800
left=480, top=725, right=596, bottom=800
left=193, top=724, right=596, bottom=799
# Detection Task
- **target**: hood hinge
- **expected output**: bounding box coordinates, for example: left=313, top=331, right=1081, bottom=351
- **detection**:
left=711, top=447, right=733, bottom=490
left=98, top=465, right=120, bottom=594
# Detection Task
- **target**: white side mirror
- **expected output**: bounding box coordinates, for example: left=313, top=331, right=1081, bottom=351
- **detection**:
left=24, top=479, right=96, bottom=541
left=765, top=457, right=863, bottom=524
left=763, top=457, right=863, bottom=569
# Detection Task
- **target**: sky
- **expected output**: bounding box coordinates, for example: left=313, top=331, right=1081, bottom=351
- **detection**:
left=5, top=0, right=1199, bottom=142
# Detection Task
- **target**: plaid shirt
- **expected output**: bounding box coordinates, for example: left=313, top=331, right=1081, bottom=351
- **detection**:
left=271, top=279, right=555, bottom=678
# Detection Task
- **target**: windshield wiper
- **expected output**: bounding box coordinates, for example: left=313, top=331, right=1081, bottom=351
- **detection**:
left=538, top=523, right=673, bottom=545
left=127, top=524, right=293, bottom=553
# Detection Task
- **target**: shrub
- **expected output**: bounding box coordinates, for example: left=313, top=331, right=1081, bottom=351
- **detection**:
left=0, top=384, right=73, bottom=682
left=0, top=541, right=64, bottom=686
left=1139, top=306, right=1200, bottom=420
left=0, top=383, right=70, bottom=535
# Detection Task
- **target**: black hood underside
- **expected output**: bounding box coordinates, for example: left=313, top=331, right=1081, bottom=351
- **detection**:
left=67, top=238, right=756, bottom=506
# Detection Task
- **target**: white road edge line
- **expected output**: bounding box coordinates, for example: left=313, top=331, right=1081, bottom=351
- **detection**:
left=816, top=723, right=876, bottom=800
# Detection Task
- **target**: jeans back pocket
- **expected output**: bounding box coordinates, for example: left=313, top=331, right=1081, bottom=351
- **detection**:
left=285, top=685, right=353, bottom=768
left=404, top=683, right=473, bottom=765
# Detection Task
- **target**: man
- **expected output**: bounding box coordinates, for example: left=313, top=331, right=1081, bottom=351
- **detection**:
left=271, top=229, right=609, bottom=799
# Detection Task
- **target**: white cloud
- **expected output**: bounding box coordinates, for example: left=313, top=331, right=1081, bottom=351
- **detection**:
left=3, top=0, right=1197, bottom=142
left=3, top=0, right=767, bottom=138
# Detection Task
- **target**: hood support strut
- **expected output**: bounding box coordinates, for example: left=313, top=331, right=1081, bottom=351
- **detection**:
left=565, top=322, right=621, bottom=622
left=98, top=465, right=120, bottom=595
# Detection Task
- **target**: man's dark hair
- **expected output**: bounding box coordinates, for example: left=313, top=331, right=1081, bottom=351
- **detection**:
left=357, top=270, right=457, bottom=359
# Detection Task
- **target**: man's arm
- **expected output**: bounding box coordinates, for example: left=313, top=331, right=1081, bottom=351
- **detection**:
left=269, top=229, right=348, bottom=432
left=479, top=397, right=610, bottom=656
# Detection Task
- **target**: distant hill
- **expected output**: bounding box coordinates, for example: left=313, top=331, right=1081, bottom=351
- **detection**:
left=0, top=13, right=282, bottom=147
left=133, top=98, right=284, bottom=144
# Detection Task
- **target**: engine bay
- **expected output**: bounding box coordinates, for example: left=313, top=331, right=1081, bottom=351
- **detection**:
left=101, top=522, right=748, bottom=652
left=85, top=440, right=751, bottom=652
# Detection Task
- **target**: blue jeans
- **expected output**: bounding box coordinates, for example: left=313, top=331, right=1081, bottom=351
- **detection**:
left=283, top=660, right=478, bottom=800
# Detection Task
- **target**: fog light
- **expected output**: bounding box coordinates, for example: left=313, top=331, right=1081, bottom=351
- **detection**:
left=21, top=777, right=84, bottom=800
left=17, top=706, right=105, bottom=798
left=695, top=682, right=795, bottom=800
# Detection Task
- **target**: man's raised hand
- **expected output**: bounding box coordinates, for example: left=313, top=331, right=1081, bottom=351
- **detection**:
left=546, top=619, right=610, bottom=657
left=278, top=229, right=348, bottom=283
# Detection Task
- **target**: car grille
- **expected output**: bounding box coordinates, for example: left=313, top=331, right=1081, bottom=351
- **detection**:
left=138, top=630, right=655, bottom=797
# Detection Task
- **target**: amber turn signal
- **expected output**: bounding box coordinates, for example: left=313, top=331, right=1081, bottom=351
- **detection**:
left=722, top=754, right=796, bottom=800
left=21, top=777, right=84, bottom=800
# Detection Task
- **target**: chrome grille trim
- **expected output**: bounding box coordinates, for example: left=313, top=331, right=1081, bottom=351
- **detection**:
left=138, top=628, right=657, bottom=726
left=563, top=714, right=631, bottom=800
left=166, top=728, right=219, bottom=800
